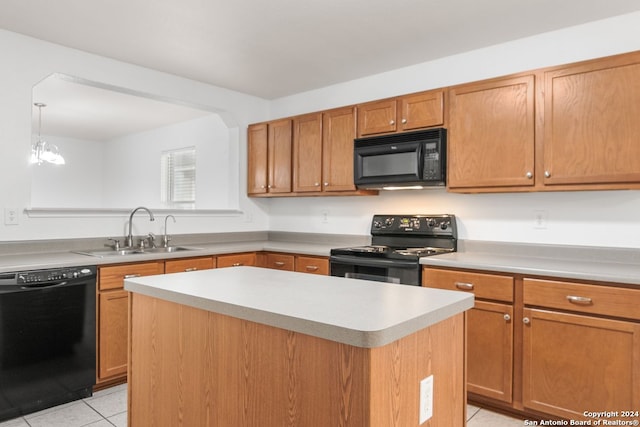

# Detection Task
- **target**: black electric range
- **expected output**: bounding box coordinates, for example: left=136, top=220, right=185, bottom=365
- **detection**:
left=330, top=214, right=457, bottom=286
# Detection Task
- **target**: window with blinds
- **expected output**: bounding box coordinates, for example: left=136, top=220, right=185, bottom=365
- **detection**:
left=161, top=147, right=196, bottom=208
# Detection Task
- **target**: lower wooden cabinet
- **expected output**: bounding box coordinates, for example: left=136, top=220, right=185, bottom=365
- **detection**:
left=165, top=256, right=215, bottom=273
left=97, top=261, right=164, bottom=385
left=422, top=268, right=514, bottom=403
left=259, top=252, right=329, bottom=275
left=98, top=289, right=129, bottom=381
left=263, top=252, right=295, bottom=271
left=217, top=252, right=257, bottom=268
left=423, top=266, right=640, bottom=421
left=522, top=308, right=640, bottom=420
left=467, top=301, right=513, bottom=403
left=294, top=255, right=329, bottom=275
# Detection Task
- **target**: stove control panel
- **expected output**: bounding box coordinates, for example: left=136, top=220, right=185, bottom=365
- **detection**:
left=15, top=266, right=97, bottom=285
left=371, top=214, right=456, bottom=237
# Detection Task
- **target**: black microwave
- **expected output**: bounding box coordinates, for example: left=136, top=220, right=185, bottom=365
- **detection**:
left=353, top=128, right=446, bottom=189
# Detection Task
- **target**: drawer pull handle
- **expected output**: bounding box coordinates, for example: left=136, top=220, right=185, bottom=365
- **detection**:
left=455, top=282, right=474, bottom=290
left=503, top=314, right=511, bottom=321
left=232, top=263, right=243, bottom=267
left=305, top=265, right=319, bottom=271
left=566, top=295, right=593, bottom=305
left=124, top=274, right=141, bottom=279
left=184, top=268, right=197, bottom=272
left=274, top=261, right=285, bottom=267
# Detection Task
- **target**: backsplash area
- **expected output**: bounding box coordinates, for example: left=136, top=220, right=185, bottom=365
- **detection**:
left=266, top=189, right=640, bottom=249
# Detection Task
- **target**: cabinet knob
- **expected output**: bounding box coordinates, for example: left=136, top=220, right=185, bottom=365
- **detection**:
left=504, top=314, right=511, bottom=321
left=544, top=171, right=551, bottom=178
left=314, top=182, right=320, bottom=186
left=523, top=317, right=531, bottom=324
left=526, top=172, right=533, bottom=179
left=268, top=185, right=273, bottom=189
left=324, top=182, right=329, bottom=186
left=261, top=185, right=266, bottom=189
left=401, top=118, right=407, bottom=124
left=389, top=120, right=395, bottom=125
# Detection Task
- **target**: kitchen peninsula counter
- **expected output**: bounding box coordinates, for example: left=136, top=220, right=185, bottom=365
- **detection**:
left=124, top=267, right=473, bottom=426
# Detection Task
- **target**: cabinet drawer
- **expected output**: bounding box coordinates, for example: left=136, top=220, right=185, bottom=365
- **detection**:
left=99, top=262, right=164, bottom=291
left=217, top=253, right=256, bottom=268
left=524, top=278, right=640, bottom=320
left=264, top=253, right=295, bottom=271
left=422, top=267, right=514, bottom=302
left=295, top=256, right=329, bottom=275
left=165, top=256, right=215, bottom=274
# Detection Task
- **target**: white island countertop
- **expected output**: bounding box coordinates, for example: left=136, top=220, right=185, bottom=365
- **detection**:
left=124, top=266, right=474, bottom=348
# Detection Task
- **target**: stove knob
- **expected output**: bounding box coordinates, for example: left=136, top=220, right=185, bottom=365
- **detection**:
left=385, top=218, right=393, bottom=226
left=440, top=222, right=449, bottom=230
left=373, top=221, right=382, bottom=228
left=427, top=218, right=436, bottom=227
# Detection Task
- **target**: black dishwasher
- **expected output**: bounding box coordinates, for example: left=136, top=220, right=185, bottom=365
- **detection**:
left=0, top=266, right=97, bottom=421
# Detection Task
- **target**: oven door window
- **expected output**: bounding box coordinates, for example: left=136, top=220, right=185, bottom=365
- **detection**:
left=330, top=258, right=420, bottom=286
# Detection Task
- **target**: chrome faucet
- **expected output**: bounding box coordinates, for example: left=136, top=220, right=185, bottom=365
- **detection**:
left=125, top=206, right=155, bottom=248
left=163, top=215, right=176, bottom=248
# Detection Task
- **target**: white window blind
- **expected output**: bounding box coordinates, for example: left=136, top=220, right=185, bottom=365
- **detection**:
left=161, top=147, right=196, bottom=208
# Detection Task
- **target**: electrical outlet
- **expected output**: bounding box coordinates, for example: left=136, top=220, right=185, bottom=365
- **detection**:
left=419, top=375, right=433, bottom=424
left=4, top=208, right=19, bottom=225
left=321, top=210, right=329, bottom=223
left=533, top=209, right=548, bottom=229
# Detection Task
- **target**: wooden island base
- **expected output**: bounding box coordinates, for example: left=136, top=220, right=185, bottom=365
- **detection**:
left=128, top=293, right=466, bottom=427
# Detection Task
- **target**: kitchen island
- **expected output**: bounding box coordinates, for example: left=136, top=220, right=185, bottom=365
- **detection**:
left=124, top=267, right=474, bottom=427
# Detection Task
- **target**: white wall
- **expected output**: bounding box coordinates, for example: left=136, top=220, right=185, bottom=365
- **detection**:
left=102, top=115, right=233, bottom=210
left=31, top=134, right=105, bottom=208
left=0, top=29, right=270, bottom=241
left=267, top=12, right=640, bottom=248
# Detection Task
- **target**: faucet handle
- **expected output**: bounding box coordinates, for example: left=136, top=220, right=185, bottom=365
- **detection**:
left=106, top=238, right=121, bottom=251
left=147, top=233, right=157, bottom=248
left=163, top=235, right=172, bottom=248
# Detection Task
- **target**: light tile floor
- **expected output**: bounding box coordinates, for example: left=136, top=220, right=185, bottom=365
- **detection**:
left=1, top=385, right=523, bottom=426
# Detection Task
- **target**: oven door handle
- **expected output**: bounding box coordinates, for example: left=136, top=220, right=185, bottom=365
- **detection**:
left=329, top=255, right=419, bottom=269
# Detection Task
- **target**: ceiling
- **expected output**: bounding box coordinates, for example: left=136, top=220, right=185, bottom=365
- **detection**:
left=2, top=0, right=640, bottom=100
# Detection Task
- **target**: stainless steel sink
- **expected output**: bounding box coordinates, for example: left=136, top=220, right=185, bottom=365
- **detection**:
left=74, top=246, right=196, bottom=258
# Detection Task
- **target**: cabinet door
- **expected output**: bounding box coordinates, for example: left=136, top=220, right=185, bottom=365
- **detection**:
left=467, top=301, right=513, bottom=403
left=543, top=54, right=640, bottom=185
left=522, top=308, right=640, bottom=420
left=357, top=99, right=397, bottom=137
left=98, top=289, right=129, bottom=381
left=267, top=119, right=292, bottom=194
left=295, top=256, right=329, bottom=275
left=248, top=123, right=268, bottom=194
left=293, top=113, right=323, bottom=192
left=322, top=107, right=357, bottom=192
left=448, top=75, right=535, bottom=189
left=399, top=90, right=444, bottom=131
left=217, top=253, right=256, bottom=268
left=165, top=256, right=215, bottom=274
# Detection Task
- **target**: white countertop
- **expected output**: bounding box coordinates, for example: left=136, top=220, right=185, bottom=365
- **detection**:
left=124, top=266, right=474, bottom=348
left=420, top=250, right=640, bottom=286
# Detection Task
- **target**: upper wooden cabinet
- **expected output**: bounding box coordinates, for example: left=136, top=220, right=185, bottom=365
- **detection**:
left=448, top=75, right=536, bottom=189
left=247, top=120, right=292, bottom=195
left=356, top=90, right=444, bottom=137
left=292, top=107, right=358, bottom=194
left=543, top=52, right=640, bottom=186
left=449, top=51, right=640, bottom=192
